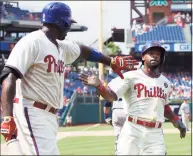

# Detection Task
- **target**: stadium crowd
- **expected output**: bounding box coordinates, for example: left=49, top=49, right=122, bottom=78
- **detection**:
left=131, top=12, right=192, bottom=36
left=0, top=2, right=41, bottom=21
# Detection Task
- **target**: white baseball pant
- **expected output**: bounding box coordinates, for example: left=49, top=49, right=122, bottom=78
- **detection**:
left=181, top=113, right=190, bottom=130
left=117, top=116, right=166, bottom=155
left=112, top=108, right=126, bottom=155
left=12, top=98, right=60, bottom=155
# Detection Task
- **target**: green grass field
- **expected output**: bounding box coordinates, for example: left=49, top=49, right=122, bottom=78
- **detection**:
left=58, top=122, right=191, bottom=132
left=1, top=135, right=4, bottom=143
left=57, top=134, right=191, bottom=155
left=1, top=122, right=192, bottom=155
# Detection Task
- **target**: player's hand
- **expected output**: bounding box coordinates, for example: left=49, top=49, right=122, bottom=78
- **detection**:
left=1, top=116, right=17, bottom=142
left=105, top=117, right=112, bottom=126
left=172, top=119, right=186, bottom=138
left=110, top=56, right=139, bottom=79
left=79, top=74, right=100, bottom=87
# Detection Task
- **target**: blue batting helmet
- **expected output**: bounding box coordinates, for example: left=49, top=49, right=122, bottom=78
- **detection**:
left=141, top=41, right=166, bottom=65
left=41, top=2, right=76, bottom=32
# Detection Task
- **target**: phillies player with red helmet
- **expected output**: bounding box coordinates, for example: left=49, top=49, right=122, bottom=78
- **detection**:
left=0, top=2, right=138, bottom=155
left=79, top=41, right=186, bottom=155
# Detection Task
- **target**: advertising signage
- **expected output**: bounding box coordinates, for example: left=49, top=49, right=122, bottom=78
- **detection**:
left=150, top=0, right=168, bottom=6
left=149, top=0, right=191, bottom=7
left=172, top=0, right=191, bottom=3
left=135, top=43, right=191, bottom=52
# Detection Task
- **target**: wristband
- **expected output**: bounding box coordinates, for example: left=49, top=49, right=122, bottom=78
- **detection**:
left=97, top=81, right=105, bottom=92
left=110, top=57, right=116, bottom=67
left=104, top=101, right=112, bottom=107
left=3, top=116, right=14, bottom=122
left=172, top=116, right=180, bottom=123
left=164, top=105, right=179, bottom=122
left=86, top=48, right=103, bottom=62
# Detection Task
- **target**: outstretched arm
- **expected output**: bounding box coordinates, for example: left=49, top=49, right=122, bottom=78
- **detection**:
left=78, top=44, right=138, bottom=79
left=79, top=44, right=111, bottom=66
left=79, top=74, right=118, bottom=102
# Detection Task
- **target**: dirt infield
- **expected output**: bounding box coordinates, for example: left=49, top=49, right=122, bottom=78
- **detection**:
left=1, top=129, right=191, bottom=155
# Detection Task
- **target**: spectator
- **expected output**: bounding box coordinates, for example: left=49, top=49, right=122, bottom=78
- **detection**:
left=142, top=23, right=147, bottom=32
left=186, top=13, right=191, bottom=23
left=181, top=13, right=185, bottom=20
left=176, top=16, right=185, bottom=28
left=76, top=87, right=82, bottom=94
left=0, top=2, right=8, bottom=18
left=83, top=86, right=88, bottom=95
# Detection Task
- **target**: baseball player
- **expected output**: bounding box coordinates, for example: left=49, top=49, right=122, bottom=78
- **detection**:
left=104, top=98, right=127, bottom=155
left=0, top=2, right=138, bottom=155
left=79, top=41, right=186, bottom=155
left=179, top=98, right=190, bottom=131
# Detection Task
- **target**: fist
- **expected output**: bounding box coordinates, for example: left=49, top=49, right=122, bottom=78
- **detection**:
left=110, top=56, right=139, bottom=79
left=1, top=116, right=17, bottom=142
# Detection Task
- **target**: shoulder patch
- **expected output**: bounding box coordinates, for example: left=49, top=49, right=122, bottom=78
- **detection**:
left=164, top=82, right=168, bottom=88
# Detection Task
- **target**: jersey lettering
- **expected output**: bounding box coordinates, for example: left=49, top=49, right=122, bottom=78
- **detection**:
left=44, top=55, right=64, bottom=74
left=134, top=83, right=166, bottom=100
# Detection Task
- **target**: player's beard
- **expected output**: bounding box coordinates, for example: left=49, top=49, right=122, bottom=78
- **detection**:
left=58, top=34, right=66, bottom=40
left=147, top=62, right=160, bottom=71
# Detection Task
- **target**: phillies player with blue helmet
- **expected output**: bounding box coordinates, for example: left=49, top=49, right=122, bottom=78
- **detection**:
left=0, top=2, right=138, bottom=155
left=79, top=41, right=186, bottom=155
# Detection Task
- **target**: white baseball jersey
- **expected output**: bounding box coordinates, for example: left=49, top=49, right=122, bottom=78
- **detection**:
left=108, top=69, right=171, bottom=122
left=112, top=100, right=128, bottom=115
left=112, top=100, right=123, bottom=109
left=180, top=103, right=190, bottom=114
left=5, top=30, right=80, bottom=109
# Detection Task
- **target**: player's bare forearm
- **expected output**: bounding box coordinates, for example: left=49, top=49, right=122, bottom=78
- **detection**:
left=1, top=73, right=17, bottom=117
left=79, top=44, right=111, bottom=65
left=97, top=86, right=118, bottom=102
left=78, top=44, right=139, bottom=79
left=79, top=74, right=118, bottom=102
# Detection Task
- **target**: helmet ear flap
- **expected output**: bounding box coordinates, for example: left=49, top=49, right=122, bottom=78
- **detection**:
left=160, top=51, right=165, bottom=65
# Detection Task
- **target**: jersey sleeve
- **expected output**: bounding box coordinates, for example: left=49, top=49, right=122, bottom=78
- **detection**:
left=5, top=37, right=38, bottom=77
left=60, top=40, right=81, bottom=65
left=108, top=75, right=131, bottom=98
left=165, top=82, right=172, bottom=105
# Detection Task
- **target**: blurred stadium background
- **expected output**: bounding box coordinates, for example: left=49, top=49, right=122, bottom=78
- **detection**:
left=0, top=0, right=192, bottom=155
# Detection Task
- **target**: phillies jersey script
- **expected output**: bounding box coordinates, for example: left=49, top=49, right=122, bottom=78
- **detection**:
left=108, top=69, right=171, bottom=122
left=5, top=30, right=80, bottom=109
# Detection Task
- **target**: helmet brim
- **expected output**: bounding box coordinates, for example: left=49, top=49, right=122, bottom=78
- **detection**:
left=71, top=19, right=77, bottom=23
left=143, top=46, right=166, bottom=55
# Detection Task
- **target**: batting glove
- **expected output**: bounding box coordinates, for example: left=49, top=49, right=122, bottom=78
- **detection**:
left=1, top=116, right=17, bottom=142
left=110, top=56, right=139, bottom=79
left=105, top=117, right=112, bottom=126
left=172, top=119, right=186, bottom=138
